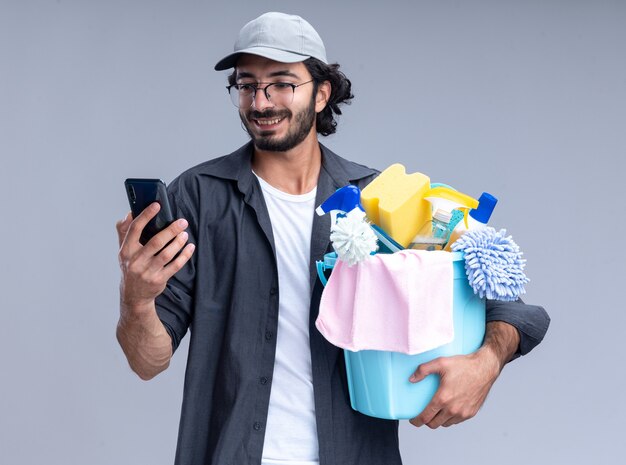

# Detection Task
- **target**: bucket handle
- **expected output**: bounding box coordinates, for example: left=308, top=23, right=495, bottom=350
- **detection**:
left=316, top=252, right=338, bottom=287
left=316, top=260, right=329, bottom=287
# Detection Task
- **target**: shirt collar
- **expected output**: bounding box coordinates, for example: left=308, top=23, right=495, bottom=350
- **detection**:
left=196, top=140, right=378, bottom=292
left=196, top=140, right=377, bottom=189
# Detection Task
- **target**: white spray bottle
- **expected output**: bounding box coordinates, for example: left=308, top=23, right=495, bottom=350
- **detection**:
left=408, top=187, right=478, bottom=250
left=444, top=192, right=498, bottom=251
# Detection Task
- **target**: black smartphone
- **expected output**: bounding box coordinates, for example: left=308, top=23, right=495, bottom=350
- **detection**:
left=124, top=178, right=175, bottom=245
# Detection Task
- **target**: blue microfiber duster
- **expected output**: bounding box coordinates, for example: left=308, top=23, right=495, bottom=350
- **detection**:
left=451, top=227, right=529, bottom=301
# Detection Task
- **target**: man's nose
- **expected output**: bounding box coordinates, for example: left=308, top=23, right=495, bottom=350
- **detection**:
left=252, top=88, right=274, bottom=111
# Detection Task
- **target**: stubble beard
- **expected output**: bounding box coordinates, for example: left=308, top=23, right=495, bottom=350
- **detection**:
left=240, top=93, right=317, bottom=152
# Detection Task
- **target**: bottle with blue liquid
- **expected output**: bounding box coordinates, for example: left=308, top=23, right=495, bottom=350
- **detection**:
left=408, top=209, right=453, bottom=251
left=444, top=192, right=498, bottom=251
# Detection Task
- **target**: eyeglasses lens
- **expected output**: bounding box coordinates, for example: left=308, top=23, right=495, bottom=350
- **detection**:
left=229, top=83, right=295, bottom=108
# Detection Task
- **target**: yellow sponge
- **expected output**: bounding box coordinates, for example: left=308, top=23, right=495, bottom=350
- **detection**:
left=361, top=164, right=431, bottom=248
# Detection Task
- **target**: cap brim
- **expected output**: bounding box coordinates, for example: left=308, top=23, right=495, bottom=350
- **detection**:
left=214, top=46, right=311, bottom=71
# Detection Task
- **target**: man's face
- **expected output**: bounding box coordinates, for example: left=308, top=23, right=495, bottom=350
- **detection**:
left=235, top=55, right=317, bottom=152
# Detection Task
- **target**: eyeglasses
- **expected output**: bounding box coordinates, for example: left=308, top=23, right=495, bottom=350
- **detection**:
left=226, top=80, right=314, bottom=108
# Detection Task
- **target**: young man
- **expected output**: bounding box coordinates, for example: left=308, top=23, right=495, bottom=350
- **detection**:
left=116, top=12, right=549, bottom=465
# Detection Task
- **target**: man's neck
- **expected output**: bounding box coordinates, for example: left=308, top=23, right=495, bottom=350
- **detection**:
left=251, top=132, right=321, bottom=195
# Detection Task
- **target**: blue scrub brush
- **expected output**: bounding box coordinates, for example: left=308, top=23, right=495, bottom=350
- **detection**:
left=330, top=208, right=378, bottom=266
left=451, top=227, right=529, bottom=301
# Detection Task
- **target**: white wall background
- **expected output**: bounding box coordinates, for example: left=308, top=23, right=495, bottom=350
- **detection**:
left=1, top=0, right=624, bottom=463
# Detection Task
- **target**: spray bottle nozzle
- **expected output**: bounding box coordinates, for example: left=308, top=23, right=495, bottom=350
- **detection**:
left=315, top=185, right=365, bottom=216
left=469, top=192, right=498, bottom=224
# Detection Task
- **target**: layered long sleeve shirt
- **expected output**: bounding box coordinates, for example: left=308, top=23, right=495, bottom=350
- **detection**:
left=155, top=142, right=550, bottom=465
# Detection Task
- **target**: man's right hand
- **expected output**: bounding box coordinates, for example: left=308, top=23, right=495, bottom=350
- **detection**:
left=116, top=202, right=196, bottom=311
left=115, top=203, right=195, bottom=379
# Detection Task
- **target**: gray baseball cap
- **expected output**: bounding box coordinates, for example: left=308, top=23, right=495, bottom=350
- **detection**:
left=214, top=12, right=328, bottom=71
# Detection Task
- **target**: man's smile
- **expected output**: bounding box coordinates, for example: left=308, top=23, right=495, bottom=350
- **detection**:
left=248, top=110, right=291, bottom=131
left=254, top=116, right=285, bottom=127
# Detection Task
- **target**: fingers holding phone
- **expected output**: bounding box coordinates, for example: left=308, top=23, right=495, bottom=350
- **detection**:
left=141, top=217, right=195, bottom=273
left=116, top=201, right=160, bottom=253
left=124, top=179, right=174, bottom=245
left=118, top=219, right=195, bottom=308
left=148, top=222, right=193, bottom=265
left=153, top=226, right=196, bottom=278
left=118, top=180, right=195, bottom=307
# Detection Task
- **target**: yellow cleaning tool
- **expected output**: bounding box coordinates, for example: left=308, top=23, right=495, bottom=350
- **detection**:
left=423, top=186, right=479, bottom=229
left=361, top=164, right=431, bottom=248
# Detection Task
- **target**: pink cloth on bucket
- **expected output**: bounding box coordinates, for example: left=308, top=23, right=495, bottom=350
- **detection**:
left=316, top=250, right=454, bottom=355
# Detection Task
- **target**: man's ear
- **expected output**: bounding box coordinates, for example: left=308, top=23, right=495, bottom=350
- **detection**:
left=315, top=80, right=331, bottom=113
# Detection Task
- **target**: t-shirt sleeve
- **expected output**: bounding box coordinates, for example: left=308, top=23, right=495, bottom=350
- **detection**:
left=486, top=298, right=550, bottom=362
left=154, top=176, right=198, bottom=353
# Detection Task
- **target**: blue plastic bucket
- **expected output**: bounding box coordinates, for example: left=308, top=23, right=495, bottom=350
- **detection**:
left=316, top=251, right=485, bottom=420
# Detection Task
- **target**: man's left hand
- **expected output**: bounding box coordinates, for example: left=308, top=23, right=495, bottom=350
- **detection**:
left=407, top=348, right=501, bottom=429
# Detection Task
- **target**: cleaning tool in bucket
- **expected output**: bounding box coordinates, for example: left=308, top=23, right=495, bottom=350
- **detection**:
left=315, top=185, right=378, bottom=265
left=445, top=192, right=498, bottom=251
left=409, top=186, right=478, bottom=251
left=430, top=182, right=457, bottom=190
left=451, top=227, right=529, bottom=301
left=317, top=250, right=455, bottom=354
left=315, top=184, right=364, bottom=219
left=408, top=209, right=454, bottom=251
left=370, top=224, right=404, bottom=254
left=423, top=186, right=479, bottom=218
left=316, top=251, right=485, bottom=420
left=330, top=208, right=378, bottom=266
left=360, top=164, right=431, bottom=248
left=316, top=252, right=337, bottom=287
left=316, top=185, right=400, bottom=260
